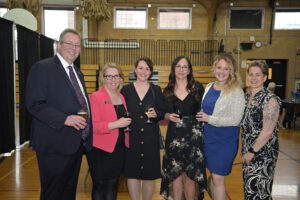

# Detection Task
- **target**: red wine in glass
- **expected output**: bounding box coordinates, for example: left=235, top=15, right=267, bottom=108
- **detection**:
left=124, top=111, right=131, bottom=132
left=175, top=108, right=183, bottom=121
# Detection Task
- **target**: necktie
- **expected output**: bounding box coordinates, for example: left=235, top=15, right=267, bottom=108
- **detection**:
left=68, top=66, right=89, bottom=140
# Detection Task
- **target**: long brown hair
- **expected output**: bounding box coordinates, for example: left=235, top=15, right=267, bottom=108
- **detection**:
left=163, top=56, right=199, bottom=101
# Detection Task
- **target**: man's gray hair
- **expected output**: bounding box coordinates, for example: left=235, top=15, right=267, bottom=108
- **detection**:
left=58, top=28, right=81, bottom=43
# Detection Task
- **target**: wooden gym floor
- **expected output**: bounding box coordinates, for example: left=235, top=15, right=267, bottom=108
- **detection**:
left=0, top=125, right=299, bottom=200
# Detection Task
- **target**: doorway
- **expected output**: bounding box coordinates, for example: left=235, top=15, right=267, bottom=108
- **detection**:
left=248, top=59, right=287, bottom=99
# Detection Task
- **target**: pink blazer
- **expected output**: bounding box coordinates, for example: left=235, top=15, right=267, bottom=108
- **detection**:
left=89, top=87, right=130, bottom=153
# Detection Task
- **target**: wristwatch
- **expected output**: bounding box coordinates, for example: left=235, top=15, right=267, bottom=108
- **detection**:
left=249, top=147, right=258, bottom=155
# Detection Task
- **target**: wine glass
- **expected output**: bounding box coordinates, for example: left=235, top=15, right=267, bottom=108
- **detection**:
left=124, top=111, right=131, bottom=132
left=174, top=104, right=183, bottom=126
left=145, top=104, right=153, bottom=124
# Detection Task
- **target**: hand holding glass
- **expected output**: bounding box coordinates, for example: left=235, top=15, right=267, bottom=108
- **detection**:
left=77, top=108, right=88, bottom=120
left=145, top=105, right=153, bottom=124
left=124, top=111, right=131, bottom=132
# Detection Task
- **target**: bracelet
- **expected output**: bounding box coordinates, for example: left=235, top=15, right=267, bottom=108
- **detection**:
left=248, top=147, right=258, bottom=156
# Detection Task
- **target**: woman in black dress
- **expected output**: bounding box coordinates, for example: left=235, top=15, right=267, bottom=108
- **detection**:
left=121, top=58, right=165, bottom=200
left=160, top=56, right=206, bottom=200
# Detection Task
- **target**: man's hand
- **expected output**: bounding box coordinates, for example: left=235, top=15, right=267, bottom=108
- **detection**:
left=64, top=115, right=87, bottom=130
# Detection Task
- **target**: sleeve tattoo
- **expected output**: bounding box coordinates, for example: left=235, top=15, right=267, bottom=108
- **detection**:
left=263, top=97, right=280, bottom=130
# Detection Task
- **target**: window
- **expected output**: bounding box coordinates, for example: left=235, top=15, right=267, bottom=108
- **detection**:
left=230, top=8, right=264, bottom=29
left=158, top=8, right=191, bottom=29
left=275, top=8, right=300, bottom=30
left=114, top=7, right=147, bottom=29
left=43, top=7, right=75, bottom=40
left=0, top=7, right=8, bottom=17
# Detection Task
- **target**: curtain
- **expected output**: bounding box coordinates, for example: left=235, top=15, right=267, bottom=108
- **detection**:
left=0, top=18, right=15, bottom=154
left=40, top=34, right=54, bottom=60
left=17, top=25, right=39, bottom=145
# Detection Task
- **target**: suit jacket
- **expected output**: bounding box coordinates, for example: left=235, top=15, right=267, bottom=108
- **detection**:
left=26, top=55, right=93, bottom=155
left=89, top=87, right=129, bottom=153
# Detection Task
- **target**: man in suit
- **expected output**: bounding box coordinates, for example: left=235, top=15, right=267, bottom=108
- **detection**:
left=26, top=29, right=93, bottom=200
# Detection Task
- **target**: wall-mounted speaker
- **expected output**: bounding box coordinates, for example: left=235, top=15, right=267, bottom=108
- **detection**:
left=240, top=42, right=253, bottom=50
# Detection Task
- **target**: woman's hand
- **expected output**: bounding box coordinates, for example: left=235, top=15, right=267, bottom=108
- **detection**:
left=242, top=152, right=254, bottom=165
left=165, top=113, right=181, bottom=123
left=146, top=108, right=157, bottom=119
left=196, top=111, right=209, bottom=122
left=117, top=117, right=132, bottom=128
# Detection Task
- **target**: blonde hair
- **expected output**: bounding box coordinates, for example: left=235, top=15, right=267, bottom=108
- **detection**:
left=212, top=53, right=242, bottom=93
left=99, top=63, right=124, bottom=89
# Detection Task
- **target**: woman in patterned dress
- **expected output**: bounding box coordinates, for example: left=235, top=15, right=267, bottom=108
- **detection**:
left=160, top=56, right=206, bottom=200
left=240, top=60, right=281, bottom=200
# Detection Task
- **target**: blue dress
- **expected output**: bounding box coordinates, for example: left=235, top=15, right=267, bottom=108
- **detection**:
left=202, top=84, right=239, bottom=176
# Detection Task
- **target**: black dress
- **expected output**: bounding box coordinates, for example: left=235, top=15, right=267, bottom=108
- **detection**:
left=160, top=83, right=207, bottom=199
left=87, top=104, right=126, bottom=179
left=121, top=83, right=165, bottom=180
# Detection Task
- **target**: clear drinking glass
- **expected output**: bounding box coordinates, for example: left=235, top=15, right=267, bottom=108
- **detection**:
left=145, top=104, right=153, bottom=124
left=124, top=111, right=131, bottom=132
left=77, top=108, right=88, bottom=120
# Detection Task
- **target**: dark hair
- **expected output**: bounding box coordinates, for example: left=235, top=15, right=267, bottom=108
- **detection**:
left=247, top=60, right=268, bottom=77
left=134, top=57, right=154, bottom=79
left=59, top=28, right=81, bottom=43
left=163, top=56, right=198, bottom=101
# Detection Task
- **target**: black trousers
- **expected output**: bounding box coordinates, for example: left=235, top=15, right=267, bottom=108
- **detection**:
left=36, top=144, right=84, bottom=200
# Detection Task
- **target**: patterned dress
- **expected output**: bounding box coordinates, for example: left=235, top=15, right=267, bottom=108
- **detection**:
left=160, top=83, right=207, bottom=199
left=240, top=88, right=280, bottom=200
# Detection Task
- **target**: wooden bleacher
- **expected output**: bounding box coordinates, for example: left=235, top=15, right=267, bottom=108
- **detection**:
left=81, top=64, right=99, bottom=95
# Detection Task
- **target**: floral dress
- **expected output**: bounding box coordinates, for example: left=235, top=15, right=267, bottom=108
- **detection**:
left=240, top=88, right=281, bottom=200
left=160, top=84, right=207, bottom=199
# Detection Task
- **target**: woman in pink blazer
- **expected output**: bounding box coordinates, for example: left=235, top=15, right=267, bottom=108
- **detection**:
left=87, top=63, right=131, bottom=200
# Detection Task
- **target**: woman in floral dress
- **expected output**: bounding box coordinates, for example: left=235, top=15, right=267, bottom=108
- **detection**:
left=160, top=56, right=206, bottom=200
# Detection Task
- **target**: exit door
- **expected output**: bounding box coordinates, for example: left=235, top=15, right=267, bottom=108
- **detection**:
left=265, top=59, right=287, bottom=99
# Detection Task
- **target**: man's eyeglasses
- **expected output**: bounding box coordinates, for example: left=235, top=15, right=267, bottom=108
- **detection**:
left=175, top=65, right=189, bottom=70
left=62, top=41, right=81, bottom=49
left=104, top=74, right=121, bottom=80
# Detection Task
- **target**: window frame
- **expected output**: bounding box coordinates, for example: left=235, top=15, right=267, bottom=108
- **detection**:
left=229, top=7, right=264, bottom=30
left=114, top=7, right=148, bottom=29
left=42, top=6, right=76, bottom=40
left=274, top=7, right=300, bottom=30
left=157, top=7, right=192, bottom=30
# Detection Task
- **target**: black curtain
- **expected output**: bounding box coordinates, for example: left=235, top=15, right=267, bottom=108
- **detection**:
left=40, top=34, right=55, bottom=60
left=17, top=25, right=39, bottom=145
left=0, top=18, right=16, bottom=154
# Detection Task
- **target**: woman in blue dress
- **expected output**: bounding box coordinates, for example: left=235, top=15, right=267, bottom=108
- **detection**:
left=196, top=53, right=245, bottom=200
